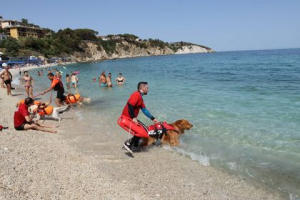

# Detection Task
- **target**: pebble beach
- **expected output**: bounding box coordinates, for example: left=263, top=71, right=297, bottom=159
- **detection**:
left=0, top=65, right=288, bottom=199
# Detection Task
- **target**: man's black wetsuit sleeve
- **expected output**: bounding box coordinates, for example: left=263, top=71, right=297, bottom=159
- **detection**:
left=127, top=102, right=135, bottom=118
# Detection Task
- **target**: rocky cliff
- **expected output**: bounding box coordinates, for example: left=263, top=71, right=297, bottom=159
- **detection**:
left=70, top=40, right=213, bottom=62
left=175, top=45, right=214, bottom=54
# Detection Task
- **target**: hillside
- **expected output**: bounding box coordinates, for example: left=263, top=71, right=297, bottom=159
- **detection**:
left=0, top=29, right=214, bottom=62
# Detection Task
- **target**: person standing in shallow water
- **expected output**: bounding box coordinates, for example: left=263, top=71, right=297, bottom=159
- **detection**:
left=42, top=73, right=66, bottom=107
left=71, top=73, right=79, bottom=88
left=120, top=82, right=158, bottom=153
left=22, top=71, right=34, bottom=98
left=99, top=71, right=107, bottom=87
left=115, top=73, right=126, bottom=85
left=107, top=72, right=113, bottom=87
left=66, top=74, right=71, bottom=89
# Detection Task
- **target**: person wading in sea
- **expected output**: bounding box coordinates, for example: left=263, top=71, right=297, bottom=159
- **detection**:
left=99, top=71, right=107, bottom=87
left=119, top=82, right=158, bottom=153
left=42, top=73, right=66, bottom=107
left=22, top=71, right=34, bottom=98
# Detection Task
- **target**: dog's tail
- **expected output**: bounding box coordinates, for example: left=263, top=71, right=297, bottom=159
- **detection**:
left=82, top=98, right=91, bottom=103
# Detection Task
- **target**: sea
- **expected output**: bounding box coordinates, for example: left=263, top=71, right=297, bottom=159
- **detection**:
left=27, top=48, right=300, bottom=198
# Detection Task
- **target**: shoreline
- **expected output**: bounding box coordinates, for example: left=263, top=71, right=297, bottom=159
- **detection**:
left=0, top=65, right=288, bottom=199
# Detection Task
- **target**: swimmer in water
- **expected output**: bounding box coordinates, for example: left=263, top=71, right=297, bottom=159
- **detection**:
left=115, top=73, right=126, bottom=85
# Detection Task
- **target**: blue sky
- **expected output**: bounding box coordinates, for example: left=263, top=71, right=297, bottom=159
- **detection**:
left=1, top=0, right=299, bottom=51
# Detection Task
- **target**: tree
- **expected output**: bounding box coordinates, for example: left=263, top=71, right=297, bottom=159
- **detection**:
left=21, top=18, right=29, bottom=25
left=3, top=37, right=20, bottom=57
left=74, top=29, right=98, bottom=41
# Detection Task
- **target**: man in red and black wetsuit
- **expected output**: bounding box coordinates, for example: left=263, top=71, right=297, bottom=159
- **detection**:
left=120, top=82, right=158, bottom=153
left=42, top=73, right=66, bottom=107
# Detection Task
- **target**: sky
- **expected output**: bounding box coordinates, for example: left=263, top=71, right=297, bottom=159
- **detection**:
left=1, top=0, right=299, bottom=51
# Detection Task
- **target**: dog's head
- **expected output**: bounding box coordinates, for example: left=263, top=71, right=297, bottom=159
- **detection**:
left=173, top=119, right=193, bottom=134
left=28, top=105, right=38, bottom=114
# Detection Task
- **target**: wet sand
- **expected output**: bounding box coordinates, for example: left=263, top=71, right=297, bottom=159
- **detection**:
left=0, top=66, right=287, bottom=199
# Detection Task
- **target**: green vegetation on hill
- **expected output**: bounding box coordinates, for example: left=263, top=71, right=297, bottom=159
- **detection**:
left=0, top=28, right=98, bottom=57
left=0, top=28, right=211, bottom=58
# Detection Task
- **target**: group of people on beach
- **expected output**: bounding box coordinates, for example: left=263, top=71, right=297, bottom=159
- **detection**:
left=2, top=63, right=155, bottom=154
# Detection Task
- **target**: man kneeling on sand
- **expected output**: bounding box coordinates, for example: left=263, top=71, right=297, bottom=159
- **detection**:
left=14, top=97, right=57, bottom=133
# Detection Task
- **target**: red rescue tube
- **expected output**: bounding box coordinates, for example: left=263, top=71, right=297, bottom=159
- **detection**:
left=117, top=115, right=149, bottom=138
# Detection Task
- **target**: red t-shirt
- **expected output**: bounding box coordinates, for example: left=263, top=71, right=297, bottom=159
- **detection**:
left=122, top=91, right=145, bottom=118
left=14, top=104, right=29, bottom=127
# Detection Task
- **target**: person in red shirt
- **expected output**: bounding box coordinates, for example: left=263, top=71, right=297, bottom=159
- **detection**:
left=14, top=97, right=57, bottom=133
left=120, top=82, right=158, bottom=153
left=42, top=73, right=66, bottom=107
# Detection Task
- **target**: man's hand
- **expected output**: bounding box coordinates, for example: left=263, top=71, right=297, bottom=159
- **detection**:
left=132, top=118, right=138, bottom=125
left=153, top=118, right=159, bottom=123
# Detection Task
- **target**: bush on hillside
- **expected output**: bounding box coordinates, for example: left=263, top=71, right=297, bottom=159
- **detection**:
left=97, top=39, right=116, bottom=54
left=0, top=37, right=20, bottom=57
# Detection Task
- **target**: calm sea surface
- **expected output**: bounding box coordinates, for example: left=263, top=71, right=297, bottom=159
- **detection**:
left=30, top=49, right=300, bottom=197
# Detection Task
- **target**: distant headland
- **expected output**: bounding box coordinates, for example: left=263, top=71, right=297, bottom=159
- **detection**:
left=0, top=16, right=214, bottom=63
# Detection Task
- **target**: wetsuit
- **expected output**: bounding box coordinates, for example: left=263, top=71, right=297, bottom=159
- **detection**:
left=51, top=78, right=66, bottom=101
left=121, top=91, right=155, bottom=147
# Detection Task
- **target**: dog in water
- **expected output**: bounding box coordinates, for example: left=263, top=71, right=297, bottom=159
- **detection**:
left=141, top=119, right=193, bottom=147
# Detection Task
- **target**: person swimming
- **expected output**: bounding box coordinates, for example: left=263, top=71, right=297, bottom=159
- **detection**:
left=115, top=73, right=126, bottom=85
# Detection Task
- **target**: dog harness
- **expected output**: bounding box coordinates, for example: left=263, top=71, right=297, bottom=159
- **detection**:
left=147, top=122, right=177, bottom=139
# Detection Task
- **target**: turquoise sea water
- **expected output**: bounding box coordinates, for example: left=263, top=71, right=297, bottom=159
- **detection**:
left=30, top=49, right=300, bottom=197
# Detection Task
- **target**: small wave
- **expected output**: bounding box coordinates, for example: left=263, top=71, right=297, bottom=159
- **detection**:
left=227, top=162, right=238, bottom=170
left=289, top=194, right=299, bottom=200
left=12, top=76, right=21, bottom=85
left=163, top=146, right=210, bottom=166
left=75, top=111, right=83, bottom=121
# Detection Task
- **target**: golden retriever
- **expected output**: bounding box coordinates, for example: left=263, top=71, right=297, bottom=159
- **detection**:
left=141, top=119, right=193, bottom=147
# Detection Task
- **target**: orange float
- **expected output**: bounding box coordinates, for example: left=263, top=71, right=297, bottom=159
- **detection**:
left=65, top=94, right=81, bottom=104
left=18, top=99, right=41, bottom=106
left=117, top=115, right=149, bottom=138
left=36, top=105, right=53, bottom=115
